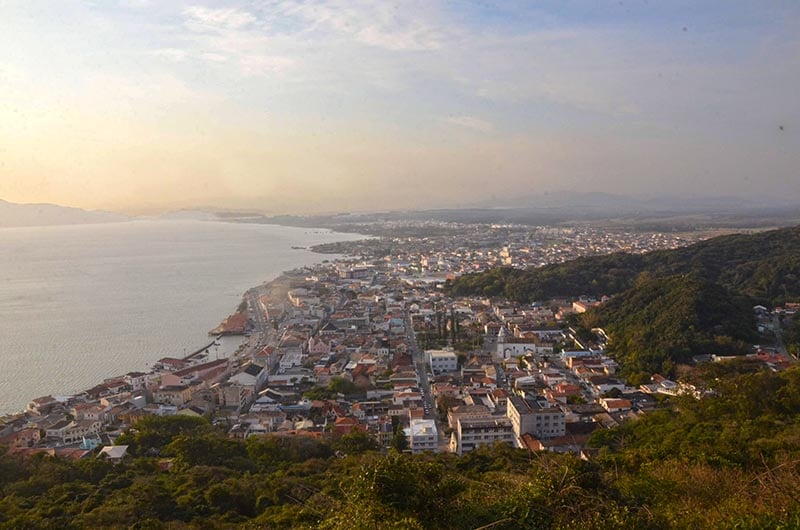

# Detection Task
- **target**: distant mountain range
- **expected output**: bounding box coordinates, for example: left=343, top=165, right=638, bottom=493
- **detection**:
left=154, top=209, right=220, bottom=221
left=242, top=191, right=800, bottom=230
left=4, top=191, right=800, bottom=230
left=0, top=199, right=128, bottom=228
left=467, top=190, right=798, bottom=212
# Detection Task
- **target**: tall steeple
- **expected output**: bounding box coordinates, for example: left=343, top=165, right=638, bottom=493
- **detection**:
left=497, top=325, right=508, bottom=343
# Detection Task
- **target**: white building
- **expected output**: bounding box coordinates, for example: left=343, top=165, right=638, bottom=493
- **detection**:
left=426, top=349, right=458, bottom=374
left=496, top=327, right=554, bottom=359
left=228, top=362, right=269, bottom=394
left=279, top=350, right=304, bottom=371
left=507, top=395, right=566, bottom=446
left=405, top=419, right=439, bottom=454
left=98, top=445, right=129, bottom=464
left=451, top=416, right=515, bottom=455
left=123, top=372, right=151, bottom=391
left=45, top=419, right=103, bottom=446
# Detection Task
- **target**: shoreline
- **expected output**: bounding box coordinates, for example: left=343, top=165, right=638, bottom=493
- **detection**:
left=0, top=222, right=364, bottom=417
left=1, top=267, right=321, bottom=418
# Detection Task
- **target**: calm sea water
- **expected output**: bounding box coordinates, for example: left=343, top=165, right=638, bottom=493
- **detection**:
left=0, top=220, right=361, bottom=413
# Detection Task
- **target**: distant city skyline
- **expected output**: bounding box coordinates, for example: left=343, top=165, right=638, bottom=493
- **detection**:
left=1, top=1, right=798, bottom=214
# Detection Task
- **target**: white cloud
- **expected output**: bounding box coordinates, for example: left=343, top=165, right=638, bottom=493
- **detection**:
left=119, top=0, right=151, bottom=7
left=443, top=115, right=494, bottom=133
left=277, top=0, right=447, bottom=51
left=152, top=48, right=232, bottom=66
left=239, top=54, right=296, bottom=76
left=199, top=52, right=228, bottom=63
left=356, top=25, right=441, bottom=51
left=183, top=6, right=257, bottom=30
left=152, top=48, right=188, bottom=62
left=7, top=0, right=800, bottom=210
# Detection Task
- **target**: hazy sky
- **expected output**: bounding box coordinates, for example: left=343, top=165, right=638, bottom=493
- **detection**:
left=1, top=1, right=798, bottom=214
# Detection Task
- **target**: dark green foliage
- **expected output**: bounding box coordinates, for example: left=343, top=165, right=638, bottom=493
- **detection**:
left=447, top=227, right=799, bottom=378
left=592, top=366, right=800, bottom=467
left=786, top=318, right=800, bottom=357
left=445, top=255, right=645, bottom=302
left=4, top=382, right=800, bottom=530
left=586, top=274, right=757, bottom=377
left=114, top=414, right=216, bottom=456
left=304, top=376, right=362, bottom=400
left=447, top=225, right=800, bottom=305
left=331, top=429, right=381, bottom=455
left=164, top=433, right=252, bottom=470
left=328, top=377, right=360, bottom=396
left=245, top=434, right=333, bottom=472
left=390, top=425, right=409, bottom=452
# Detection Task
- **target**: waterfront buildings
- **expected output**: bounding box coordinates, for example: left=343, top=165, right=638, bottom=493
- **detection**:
left=6, top=220, right=783, bottom=460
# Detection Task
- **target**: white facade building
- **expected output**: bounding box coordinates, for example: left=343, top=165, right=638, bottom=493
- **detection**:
left=451, top=416, right=515, bottom=455
left=405, top=419, right=439, bottom=454
left=426, top=350, right=458, bottom=374
left=507, top=395, right=566, bottom=446
left=496, top=327, right=555, bottom=359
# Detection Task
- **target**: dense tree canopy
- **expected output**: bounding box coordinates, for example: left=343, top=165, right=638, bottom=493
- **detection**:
left=447, top=224, right=800, bottom=305
left=785, top=317, right=800, bottom=357
left=447, top=226, right=800, bottom=380
left=583, top=274, right=757, bottom=380
left=4, top=368, right=800, bottom=530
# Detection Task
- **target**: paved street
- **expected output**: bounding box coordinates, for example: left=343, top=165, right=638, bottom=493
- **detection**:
left=406, top=311, right=449, bottom=449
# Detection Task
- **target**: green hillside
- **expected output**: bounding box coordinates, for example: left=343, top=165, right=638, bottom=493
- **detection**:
left=582, top=275, right=757, bottom=380
left=446, top=225, right=800, bottom=305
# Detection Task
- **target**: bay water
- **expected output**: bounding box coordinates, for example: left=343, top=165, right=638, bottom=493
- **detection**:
left=0, top=220, right=360, bottom=413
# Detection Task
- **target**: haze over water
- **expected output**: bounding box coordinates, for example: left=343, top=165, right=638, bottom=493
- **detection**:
left=0, top=220, right=361, bottom=414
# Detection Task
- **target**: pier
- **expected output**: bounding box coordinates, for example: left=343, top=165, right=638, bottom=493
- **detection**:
left=184, top=337, right=220, bottom=361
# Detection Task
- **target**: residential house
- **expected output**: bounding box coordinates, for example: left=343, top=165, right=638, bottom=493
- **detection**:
left=27, top=395, right=60, bottom=415
left=46, top=419, right=103, bottom=446
left=152, top=385, right=192, bottom=407
left=229, top=362, right=269, bottom=395
left=97, top=445, right=129, bottom=464
left=0, top=427, right=41, bottom=448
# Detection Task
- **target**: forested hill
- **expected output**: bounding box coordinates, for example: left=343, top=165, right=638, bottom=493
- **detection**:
left=583, top=275, right=757, bottom=380
left=446, top=224, right=800, bottom=305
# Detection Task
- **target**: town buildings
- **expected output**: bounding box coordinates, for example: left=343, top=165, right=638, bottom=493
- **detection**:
left=426, top=349, right=458, bottom=373
left=5, top=220, right=780, bottom=462
left=405, top=419, right=438, bottom=454
left=507, top=395, right=566, bottom=446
